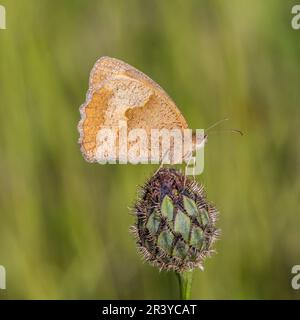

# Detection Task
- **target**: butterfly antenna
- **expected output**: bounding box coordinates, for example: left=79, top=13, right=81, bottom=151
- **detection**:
left=231, top=129, right=243, bottom=136
left=208, top=129, right=244, bottom=136
left=205, top=118, right=243, bottom=136
left=205, top=118, right=229, bottom=132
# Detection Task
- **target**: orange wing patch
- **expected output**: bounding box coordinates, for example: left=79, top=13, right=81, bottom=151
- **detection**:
left=79, top=87, right=113, bottom=162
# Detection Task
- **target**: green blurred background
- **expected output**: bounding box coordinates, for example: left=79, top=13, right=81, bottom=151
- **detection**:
left=0, top=0, right=300, bottom=299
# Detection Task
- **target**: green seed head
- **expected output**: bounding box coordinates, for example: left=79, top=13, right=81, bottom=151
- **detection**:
left=131, top=168, right=220, bottom=272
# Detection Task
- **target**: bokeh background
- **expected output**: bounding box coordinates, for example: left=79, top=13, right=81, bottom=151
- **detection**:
left=0, top=0, right=300, bottom=299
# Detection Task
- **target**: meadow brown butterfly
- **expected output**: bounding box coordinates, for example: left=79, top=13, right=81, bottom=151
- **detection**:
left=78, top=56, right=200, bottom=164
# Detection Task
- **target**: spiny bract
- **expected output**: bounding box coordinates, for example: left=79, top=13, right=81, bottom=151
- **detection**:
left=131, top=168, right=220, bottom=272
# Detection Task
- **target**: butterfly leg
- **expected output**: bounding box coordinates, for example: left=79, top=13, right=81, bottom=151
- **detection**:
left=153, top=147, right=172, bottom=176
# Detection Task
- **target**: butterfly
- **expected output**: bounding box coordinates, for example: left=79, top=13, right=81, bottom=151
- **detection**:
left=78, top=56, right=204, bottom=165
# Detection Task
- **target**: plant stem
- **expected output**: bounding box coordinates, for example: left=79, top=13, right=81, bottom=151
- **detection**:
left=176, top=270, right=193, bottom=300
